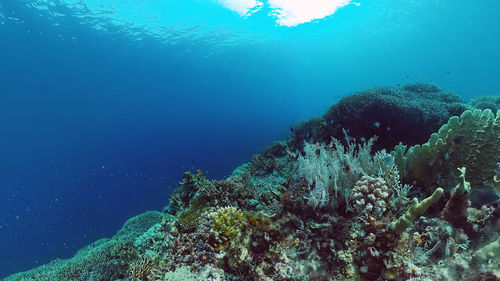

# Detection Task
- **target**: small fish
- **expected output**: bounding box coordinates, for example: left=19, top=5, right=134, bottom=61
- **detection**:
left=444, top=153, right=450, bottom=160
left=344, top=135, right=352, bottom=142
left=494, top=166, right=500, bottom=175
left=374, top=122, right=381, bottom=128
left=196, top=169, right=202, bottom=174
left=453, top=135, right=464, bottom=145
left=383, top=156, right=394, bottom=166
left=181, top=166, right=185, bottom=170
left=290, top=127, right=294, bottom=133
left=386, top=126, right=391, bottom=131
left=360, top=137, right=366, bottom=142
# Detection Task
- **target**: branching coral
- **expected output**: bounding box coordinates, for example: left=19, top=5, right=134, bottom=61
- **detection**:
left=209, top=206, right=244, bottom=250
left=389, top=187, right=444, bottom=234
left=127, top=255, right=154, bottom=280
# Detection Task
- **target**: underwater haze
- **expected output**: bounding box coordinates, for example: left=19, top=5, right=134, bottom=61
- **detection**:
left=0, top=0, right=499, bottom=279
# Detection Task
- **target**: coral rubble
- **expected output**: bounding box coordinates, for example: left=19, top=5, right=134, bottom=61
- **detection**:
left=5, top=84, right=500, bottom=281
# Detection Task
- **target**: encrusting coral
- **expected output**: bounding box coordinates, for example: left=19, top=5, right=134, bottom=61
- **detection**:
left=6, top=86, right=500, bottom=281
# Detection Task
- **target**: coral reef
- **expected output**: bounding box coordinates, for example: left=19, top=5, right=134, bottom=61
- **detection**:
left=289, top=83, right=468, bottom=152
left=470, top=95, right=500, bottom=113
left=295, top=138, right=377, bottom=209
left=392, top=109, right=500, bottom=193
left=5, top=211, right=163, bottom=281
left=352, top=176, right=391, bottom=218
left=389, top=187, right=443, bottom=234
left=442, top=168, right=474, bottom=236
left=165, top=172, right=210, bottom=215
left=6, top=85, right=500, bottom=281
left=209, top=206, right=244, bottom=250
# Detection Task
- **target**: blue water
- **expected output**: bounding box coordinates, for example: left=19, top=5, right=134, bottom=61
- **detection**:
left=0, top=0, right=499, bottom=277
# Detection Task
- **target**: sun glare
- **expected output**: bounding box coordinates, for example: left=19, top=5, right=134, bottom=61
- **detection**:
left=219, top=0, right=356, bottom=26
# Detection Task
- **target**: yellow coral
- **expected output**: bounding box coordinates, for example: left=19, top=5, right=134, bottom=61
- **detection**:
left=209, top=206, right=243, bottom=250
left=389, top=187, right=443, bottom=234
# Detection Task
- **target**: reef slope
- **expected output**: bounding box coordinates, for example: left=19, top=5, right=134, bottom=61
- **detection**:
left=6, top=84, right=500, bottom=281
